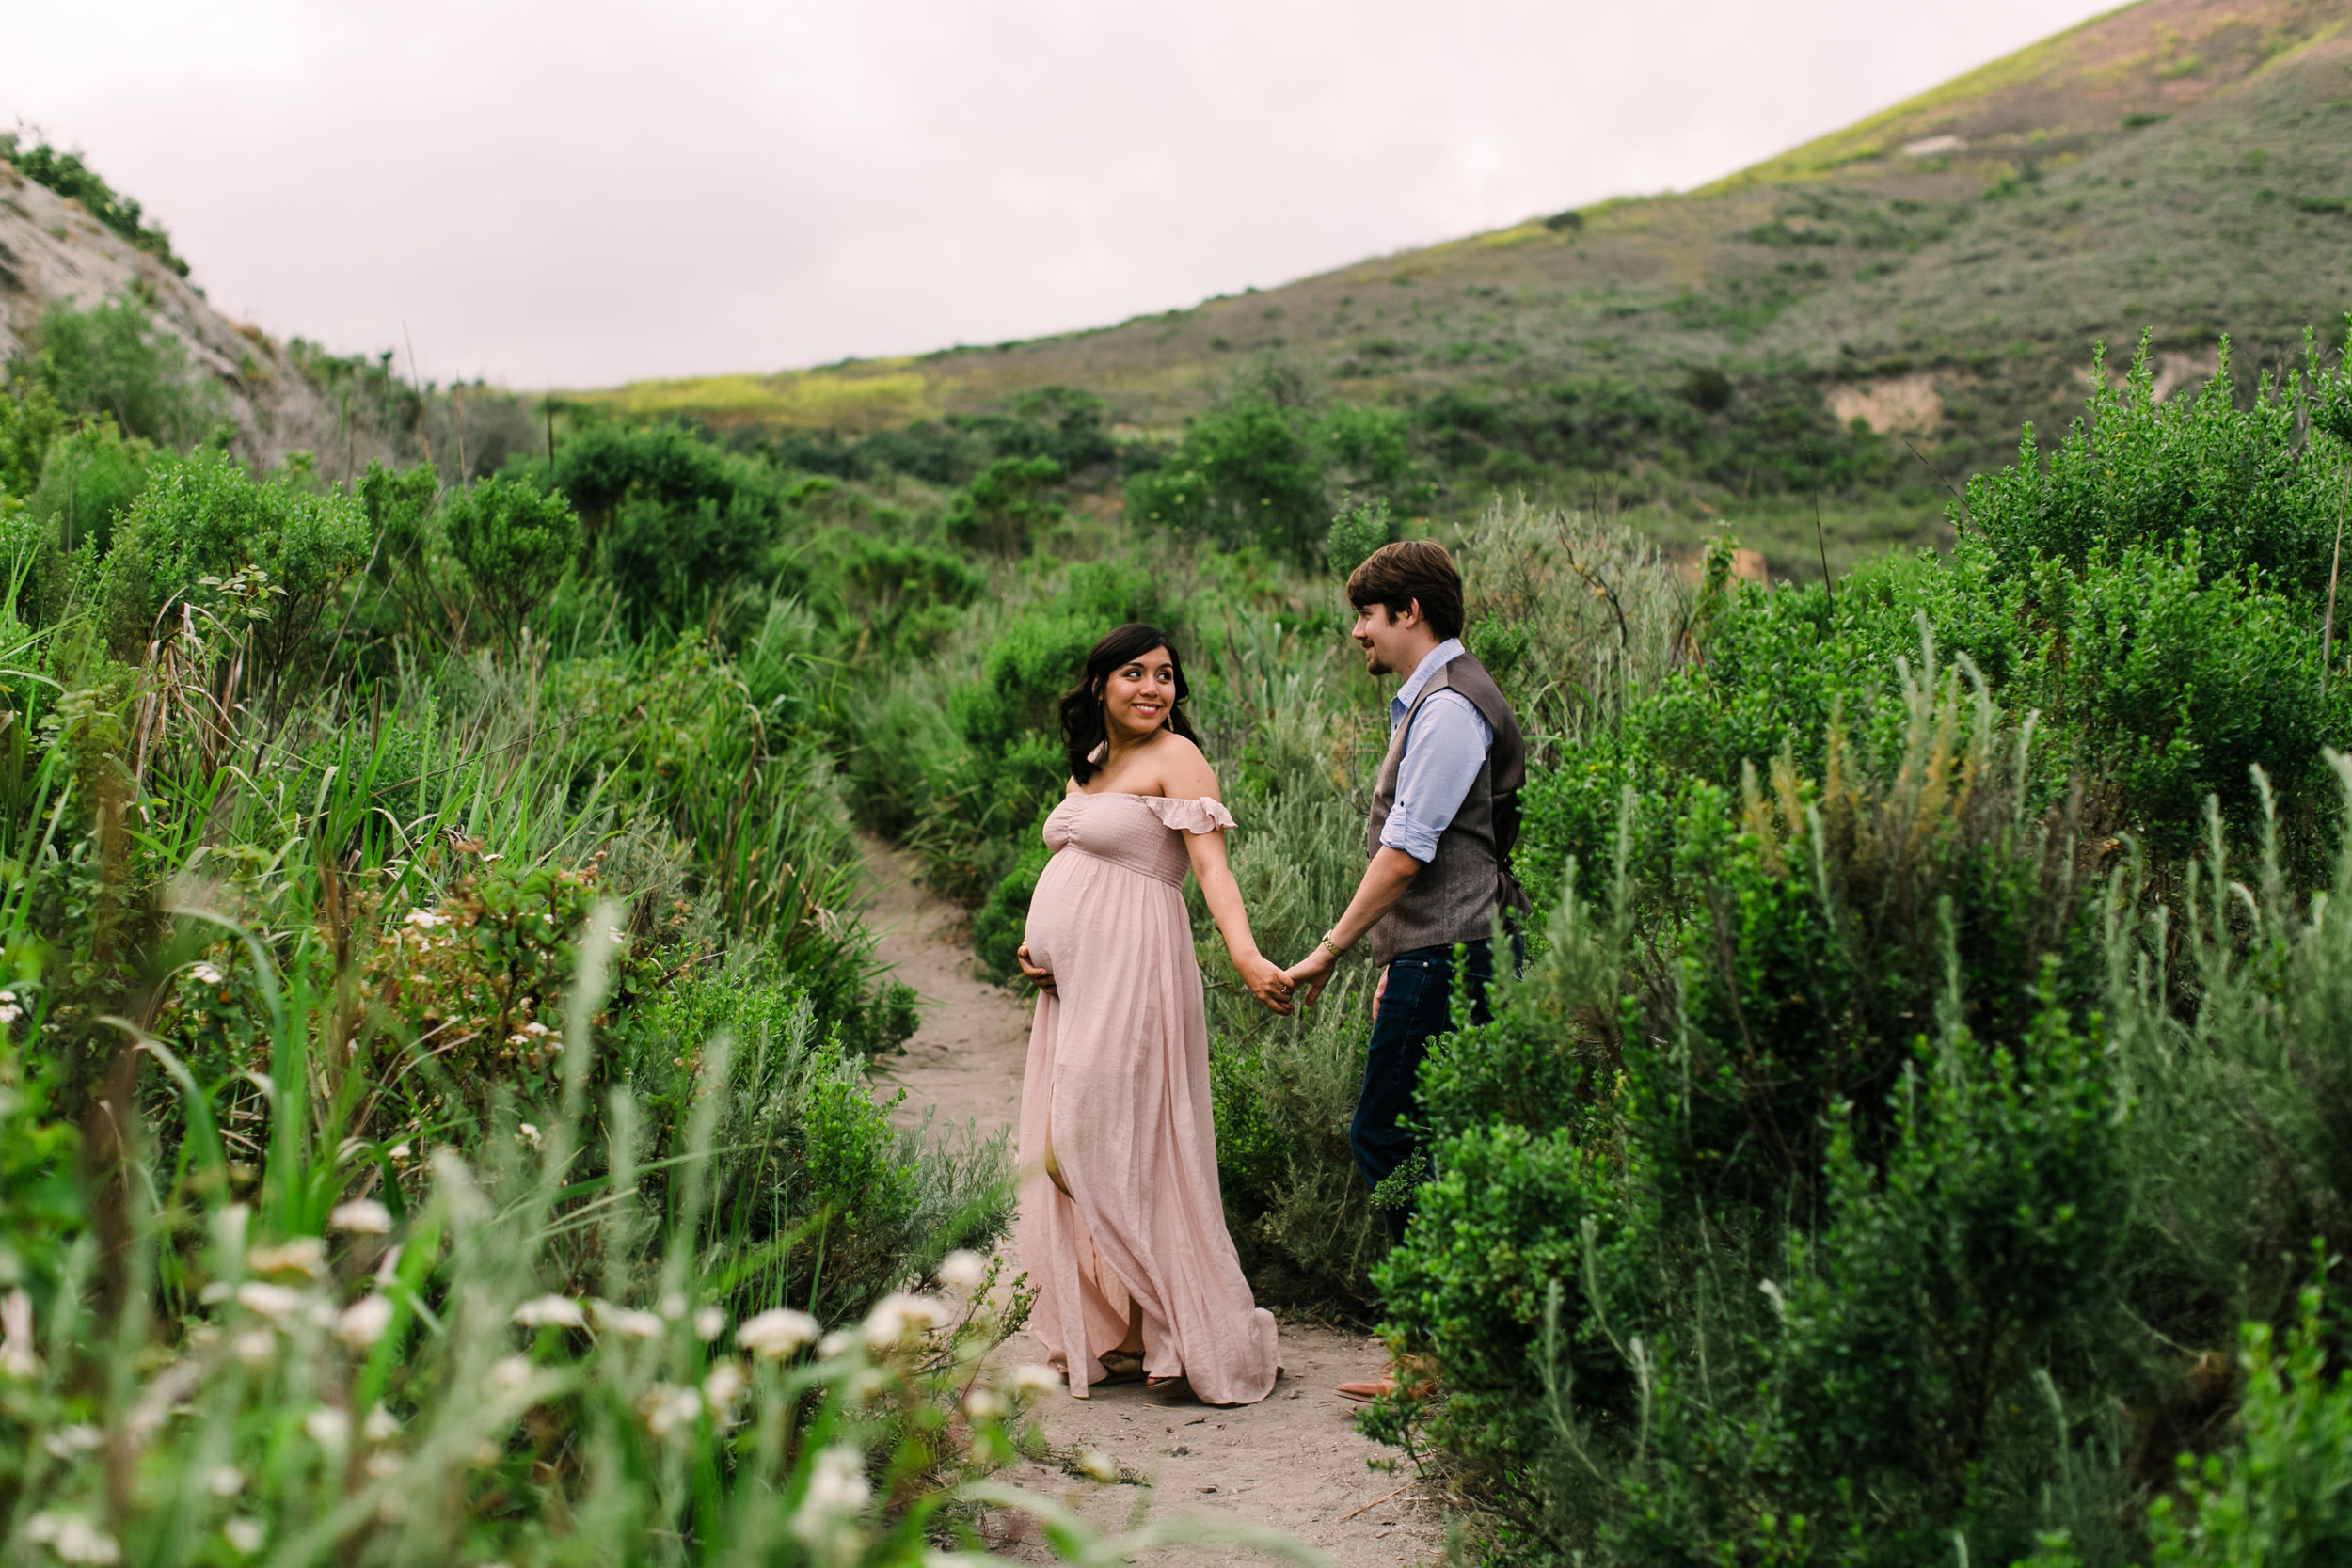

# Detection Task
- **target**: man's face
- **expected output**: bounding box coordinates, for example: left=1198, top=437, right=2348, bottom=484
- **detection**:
left=1350, top=601, right=1421, bottom=676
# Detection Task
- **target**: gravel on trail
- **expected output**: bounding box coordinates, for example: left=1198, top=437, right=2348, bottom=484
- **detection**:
left=858, top=837, right=1442, bottom=1568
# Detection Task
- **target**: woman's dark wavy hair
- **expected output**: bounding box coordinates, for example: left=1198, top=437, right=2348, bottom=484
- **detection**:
left=1059, top=624, right=1200, bottom=784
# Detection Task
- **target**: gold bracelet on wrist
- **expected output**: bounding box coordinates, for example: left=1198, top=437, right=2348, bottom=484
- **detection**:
left=1319, top=933, right=1343, bottom=958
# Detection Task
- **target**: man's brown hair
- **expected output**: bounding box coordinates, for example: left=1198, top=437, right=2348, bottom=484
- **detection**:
left=1346, top=540, right=1465, bottom=641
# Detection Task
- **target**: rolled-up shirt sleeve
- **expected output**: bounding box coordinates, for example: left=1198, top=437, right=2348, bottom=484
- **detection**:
left=1378, top=690, right=1493, bottom=863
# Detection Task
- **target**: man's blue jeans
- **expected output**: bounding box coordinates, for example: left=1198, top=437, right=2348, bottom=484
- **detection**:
left=1349, top=939, right=1501, bottom=1244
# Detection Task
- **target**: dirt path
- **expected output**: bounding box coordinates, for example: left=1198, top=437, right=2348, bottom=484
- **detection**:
left=856, top=836, right=1441, bottom=1568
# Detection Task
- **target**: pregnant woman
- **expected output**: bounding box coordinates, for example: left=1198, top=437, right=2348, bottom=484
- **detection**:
left=1012, top=623, right=1293, bottom=1404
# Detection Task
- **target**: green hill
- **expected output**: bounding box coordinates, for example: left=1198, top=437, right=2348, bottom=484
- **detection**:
left=579, top=0, right=2352, bottom=571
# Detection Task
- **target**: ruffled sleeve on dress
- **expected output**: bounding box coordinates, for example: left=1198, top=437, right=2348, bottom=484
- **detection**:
left=1140, top=796, right=1238, bottom=835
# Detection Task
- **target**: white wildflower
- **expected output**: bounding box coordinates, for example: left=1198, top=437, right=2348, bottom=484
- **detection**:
left=515, top=1123, right=542, bottom=1150
left=1074, top=1448, right=1120, bottom=1483
left=962, top=1387, right=1004, bottom=1420
left=0, top=1290, right=34, bottom=1378
left=235, top=1282, right=305, bottom=1321
left=303, top=1406, right=350, bottom=1449
left=0, top=1000, right=19, bottom=1025
left=43, top=1424, right=103, bottom=1458
left=817, top=1329, right=855, bottom=1360
left=512, top=1295, right=584, bottom=1329
left=331, top=1199, right=392, bottom=1234
left=246, top=1238, right=326, bottom=1278
left=659, top=1291, right=686, bottom=1320
left=792, top=1445, right=873, bottom=1544
left=693, top=1304, right=726, bottom=1341
left=737, top=1307, right=820, bottom=1360
left=57, top=1517, right=123, bottom=1564
left=936, top=1249, right=988, bottom=1290
left=487, top=1355, right=533, bottom=1396
left=231, top=1329, right=276, bottom=1367
left=208, top=1465, right=245, bottom=1496
left=703, top=1360, right=746, bottom=1412
left=641, top=1383, right=702, bottom=1437
left=188, top=963, right=225, bottom=986
left=595, top=1302, right=663, bottom=1339
left=389, top=1143, right=411, bottom=1160
left=862, top=1291, right=949, bottom=1346
left=1009, top=1362, right=1060, bottom=1394
left=363, top=1452, right=403, bottom=1479
left=28, top=1513, right=121, bottom=1564
left=404, top=909, right=441, bottom=929
left=363, top=1404, right=401, bottom=1442
left=222, top=1517, right=263, bottom=1554
left=338, top=1294, right=395, bottom=1348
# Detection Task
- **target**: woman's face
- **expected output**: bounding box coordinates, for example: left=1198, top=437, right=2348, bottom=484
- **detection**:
left=1101, top=646, right=1178, bottom=740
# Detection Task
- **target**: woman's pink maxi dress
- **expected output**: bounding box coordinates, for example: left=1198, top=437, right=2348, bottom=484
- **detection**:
left=1017, top=791, right=1280, bottom=1405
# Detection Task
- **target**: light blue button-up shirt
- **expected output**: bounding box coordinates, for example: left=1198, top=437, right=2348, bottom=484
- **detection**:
left=1379, top=639, right=1493, bottom=864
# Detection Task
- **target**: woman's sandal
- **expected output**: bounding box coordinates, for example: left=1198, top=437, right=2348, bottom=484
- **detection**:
left=1097, top=1351, right=1146, bottom=1385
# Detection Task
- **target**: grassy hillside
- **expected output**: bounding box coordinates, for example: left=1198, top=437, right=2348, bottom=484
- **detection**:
left=574, top=0, right=2352, bottom=570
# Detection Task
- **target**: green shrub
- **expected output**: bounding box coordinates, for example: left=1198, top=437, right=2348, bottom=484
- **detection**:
left=788, top=531, right=984, bottom=663
left=1370, top=1120, right=1631, bottom=1475
left=99, top=449, right=369, bottom=683
left=0, top=382, right=66, bottom=500
left=2149, top=1279, right=2352, bottom=1567
left=29, top=417, right=151, bottom=562
left=612, top=965, right=975, bottom=1323
left=942, top=454, right=1064, bottom=557
left=1964, top=329, right=2352, bottom=602
left=1122, top=365, right=1423, bottom=564
left=439, top=473, right=580, bottom=645
left=552, top=421, right=816, bottom=626
left=607, top=490, right=777, bottom=626
left=12, top=297, right=215, bottom=447
left=0, top=132, right=188, bottom=273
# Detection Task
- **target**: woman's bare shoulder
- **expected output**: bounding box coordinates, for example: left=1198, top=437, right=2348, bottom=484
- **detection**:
left=1151, top=732, right=1221, bottom=800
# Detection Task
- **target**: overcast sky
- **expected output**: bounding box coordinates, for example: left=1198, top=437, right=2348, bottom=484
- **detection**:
left=2, top=0, right=2119, bottom=389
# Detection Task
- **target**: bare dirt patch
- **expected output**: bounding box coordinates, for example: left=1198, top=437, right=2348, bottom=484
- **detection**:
left=1829, top=372, right=1944, bottom=435
left=857, top=836, right=1441, bottom=1565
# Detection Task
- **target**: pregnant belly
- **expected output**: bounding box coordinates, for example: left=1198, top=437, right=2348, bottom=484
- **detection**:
left=1023, top=849, right=1171, bottom=977
left=1020, top=853, right=1091, bottom=975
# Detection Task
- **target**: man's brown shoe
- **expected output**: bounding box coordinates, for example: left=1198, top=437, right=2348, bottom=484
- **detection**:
left=1334, top=1376, right=1394, bottom=1402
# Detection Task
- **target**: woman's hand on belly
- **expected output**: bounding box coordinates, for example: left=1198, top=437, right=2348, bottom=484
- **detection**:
left=1016, top=942, right=1057, bottom=993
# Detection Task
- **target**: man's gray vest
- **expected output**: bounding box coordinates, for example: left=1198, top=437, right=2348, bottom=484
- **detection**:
left=1364, top=651, right=1532, bottom=967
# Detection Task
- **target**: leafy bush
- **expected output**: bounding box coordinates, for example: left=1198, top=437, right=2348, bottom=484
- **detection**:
left=11, top=297, right=215, bottom=446
left=439, top=472, right=580, bottom=644
left=551, top=420, right=818, bottom=626
left=2148, top=1278, right=2352, bottom=1567
left=0, top=131, right=189, bottom=274
left=1127, top=375, right=1422, bottom=563
left=1965, top=330, right=2352, bottom=601
left=797, top=531, right=984, bottom=663
left=942, top=454, right=1064, bottom=557
left=99, top=449, right=370, bottom=685
left=0, top=382, right=66, bottom=500
left=29, top=416, right=151, bottom=562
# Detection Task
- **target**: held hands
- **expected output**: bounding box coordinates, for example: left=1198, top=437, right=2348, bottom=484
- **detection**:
left=1024, top=942, right=1294, bottom=1014
left=1285, top=942, right=1340, bottom=1008
left=1236, top=952, right=1295, bottom=1015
